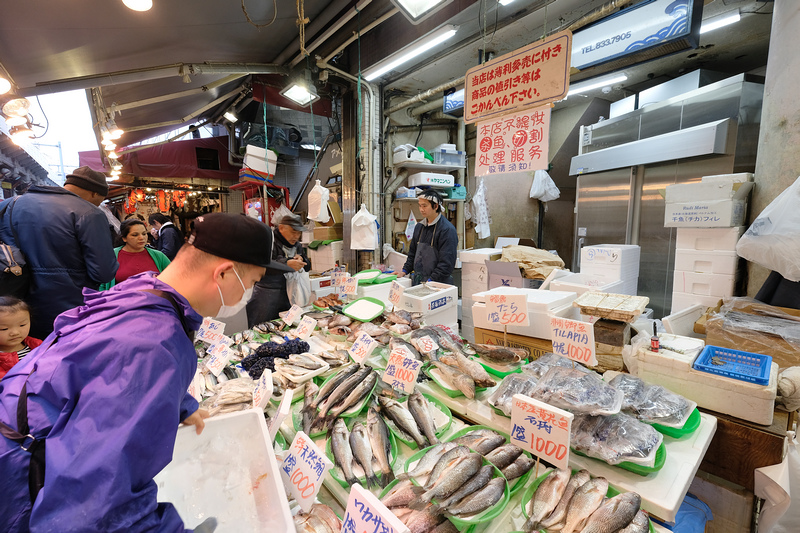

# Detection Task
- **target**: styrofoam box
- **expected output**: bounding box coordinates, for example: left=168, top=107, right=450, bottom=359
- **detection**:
left=671, top=291, right=724, bottom=314
left=399, top=281, right=458, bottom=314
left=634, top=348, right=777, bottom=425
left=154, top=409, right=292, bottom=531
left=420, top=305, right=458, bottom=328
left=675, top=227, right=744, bottom=251
left=581, top=263, right=640, bottom=284
left=243, top=145, right=278, bottom=176
left=386, top=250, right=408, bottom=273
left=674, top=249, right=739, bottom=275
left=310, top=276, right=332, bottom=292
left=664, top=200, right=746, bottom=228
left=357, top=276, right=411, bottom=301
left=471, top=287, right=577, bottom=312
left=673, top=271, right=735, bottom=298
left=580, top=244, right=640, bottom=267
left=665, top=180, right=754, bottom=204
left=459, top=248, right=503, bottom=263
left=549, top=272, right=627, bottom=296
left=461, top=324, right=475, bottom=343
left=472, top=302, right=577, bottom=339
left=409, top=172, right=455, bottom=188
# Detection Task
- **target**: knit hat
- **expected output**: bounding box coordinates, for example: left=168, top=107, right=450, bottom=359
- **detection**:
left=65, top=166, right=109, bottom=197
left=188, top=213, right=273, bottom=267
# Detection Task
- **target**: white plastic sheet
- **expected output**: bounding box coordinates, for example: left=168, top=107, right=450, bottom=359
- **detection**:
left=285, top=269, right=312, bottom=307
left=270, top=203, right=293, bottom=227
left=405, top=211, right=417, bottom=240
left=471, top=178, right=491, bottom=239
left=529, top=169, right=560, bottom=202
left=755, top=432, right=800, bottom=533
left=307, top=180, right=330, bottom=223
left=350, top=204, right=378, bottom=250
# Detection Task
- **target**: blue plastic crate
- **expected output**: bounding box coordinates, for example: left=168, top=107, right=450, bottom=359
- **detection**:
left=693, top=345, right=772, bottom=385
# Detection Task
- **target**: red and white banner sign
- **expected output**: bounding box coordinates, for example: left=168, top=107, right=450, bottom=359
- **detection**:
left=476, top=105, right=550, bottom=176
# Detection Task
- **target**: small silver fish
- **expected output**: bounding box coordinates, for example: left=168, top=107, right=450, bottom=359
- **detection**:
left=432, top=464, right=494, bottom=512
left=330, top=419, right=357, bottom=486
left=408, top=391, right=439, bottom=447
left=523, top=467, right=571, bottom=532
left=411, top=453, right=483, bottom=510
left=350, top=422, right=380, bottom=489
left=397, top=442, right=456, bottom=482
left=617, top=509, right=650, bottom=533
left=367, top=406, right=394, bottom=488
left=445, top=477, right=505, bottom=517
left=378, top=396, right=429, bottom=449
left=581, top=491, right=641, bottom=533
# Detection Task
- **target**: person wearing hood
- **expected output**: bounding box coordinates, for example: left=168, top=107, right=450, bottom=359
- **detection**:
left=400, top=189, right=458, bottom=285
left=148, top=212, right=184, bottom=261
left=0, top=213, right=272, bottom=533
left=246, top=214, right=309, bottom=327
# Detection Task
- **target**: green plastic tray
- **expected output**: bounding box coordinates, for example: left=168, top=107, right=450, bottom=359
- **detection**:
left=354, top=269, right=383, bottom=285
left=294, top=371, right=380, bottom=437
left=473, top=353, right=525, bottom=379
left=325, top=414, right=399, bottom=489
left=385, top=393, right=453, bottom=450
left=341, top=297, right=386, bottom=322
left=651, top=407, right=701, bottom=438
left=423, top=365, right=489, bottom=399
left=373, top=273, right=397, bottom=285
left=571, top=440, right=667, bottom=476
left=274, top=430, right=287, bottom=452
left=520, top=469, right=656, bottom=532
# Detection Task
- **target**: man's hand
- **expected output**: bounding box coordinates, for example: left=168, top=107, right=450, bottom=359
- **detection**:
left=182, top=409, right=210, bottom=435
left=397, top=271, right=407, bottom=278
left=287, top=258, right=306, bottom=271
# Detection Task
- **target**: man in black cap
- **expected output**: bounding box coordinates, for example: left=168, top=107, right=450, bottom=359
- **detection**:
left=246, top=213, right=309, bottom=326
left=0, top=166, right=119, bottom=338
left=0, top=213, right=272, bottom=533
left=400, top=189, right=458, bottom=285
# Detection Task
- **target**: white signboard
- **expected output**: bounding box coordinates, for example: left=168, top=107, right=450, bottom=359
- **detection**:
left=510, top=394, right=573, bottom=470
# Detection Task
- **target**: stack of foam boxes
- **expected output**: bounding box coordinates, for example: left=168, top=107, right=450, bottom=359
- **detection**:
left=458, top=248, right=502, bottom=343
left=577, top=244, right=641, bottom=295
left=308, top=241, right=343, bottom=273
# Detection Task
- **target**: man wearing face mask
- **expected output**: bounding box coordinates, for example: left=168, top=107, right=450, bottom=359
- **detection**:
left=0, top=213, right=271, bottom=533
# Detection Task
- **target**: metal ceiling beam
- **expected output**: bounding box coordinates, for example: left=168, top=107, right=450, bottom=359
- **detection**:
left=289, top=0, right=373, bottom=68
left=322, top=7, right=400, bottom=65
left=107, top=74, right=246, bottom=114
left=273, top=0, right=362, bottom=66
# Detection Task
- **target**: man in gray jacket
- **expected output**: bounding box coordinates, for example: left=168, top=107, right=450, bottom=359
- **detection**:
left=0, top=166, right=119, bottom=338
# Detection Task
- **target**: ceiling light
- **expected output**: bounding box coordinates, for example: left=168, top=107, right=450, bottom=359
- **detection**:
left=104, top=142, right=117, bottom=151
left=106, top=176, right=117, bottom=182
left=0, top=78, right=10, bottom=95
left=207, top=187, right=213, bottom=191
left=1, top=95, right=31, bottom=117
left=223, top=111, right=238, bottom=123
left=390, top=0, right=455, bottom=25
left=700, top=10, right=740, bottom=35
left=566, top=74, right=628, bottom=97
left=112, top=163, right=123, bottom=171
left=122, top=0, right=153, bottom=11
left=280, top=79, right=319, bottom=107
left=498, top=0, right=515, bottom=5
left=9, top=124, right=33, bottom=145
left=146, top=187, right=152, bottom=191
left=301, top=144, right=322, bottom=150
left=5, top=115, right=27, bottom=127
left=107, top=151, right=119, bottom=159
left=101, top=136, right=115, bottom=146
left=364, top=25, right=458, bottom=81
left=106, top=120, right=124, bottom=140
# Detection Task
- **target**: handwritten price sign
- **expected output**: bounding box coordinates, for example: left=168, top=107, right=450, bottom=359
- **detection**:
left=331, top=270, right=349, bottom=286
left=339, top=276, right=358, bottom=297
left=280, top=431, right=333, bottom=512
left=388, top=281, right=405, bottom=308
left=196, top=317, right=231, bottom=346
left=205, top=343, right=233, bottom=377
left=269, top=389, right=294, bottom=440
left=348, top=331, right=378, bottom=363
left=417, top=335, right=439, bottom=354
left=252, top=369, right=273, bottom=410
left=510, top=393, right=573, bottom=469
left=284, top=304, right=303, bottom=326
left=549, top=316, right=597, bottom=366
left=187, top=369, right=203, bottom=402
left=486, top=293, right=529, bottom=326
left=342, top=484, right=410, bottom=533
left=382, top=349, right=422, bottom=394
left=296, top=316, right=317, bottom=340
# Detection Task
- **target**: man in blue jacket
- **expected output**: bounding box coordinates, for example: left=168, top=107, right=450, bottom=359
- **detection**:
left=0, top=213, right=273, bottom=532
left=148, top=212, right=184, bottom=260
left=400, top=190, right=458, bottom=285
left=0, top=166, right=119, bottom=339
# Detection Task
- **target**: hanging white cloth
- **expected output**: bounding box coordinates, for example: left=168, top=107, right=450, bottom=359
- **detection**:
left=308, top=179, right=330, bottom=222
left=351, top=204, right=379, bottom=250
left=405, top=211, right=418, bottom=241
left=529, top=169, right=560, bottom=202
left=471, top=178, right=491, bottom=239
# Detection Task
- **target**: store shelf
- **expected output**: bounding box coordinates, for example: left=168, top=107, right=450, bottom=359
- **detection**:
left=393, top=162, right=466, bottom=172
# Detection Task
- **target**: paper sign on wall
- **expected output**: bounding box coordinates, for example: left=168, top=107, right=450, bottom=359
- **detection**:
left=196, top=317, right=231, bottom=346
left=382, top=349, right=423, bottom=394
left=342, top=484, right=410, bottom=533
left=296, top=316, right=317, bottom=340
left=280, top=431, right=333, bottom=512
left=252, top=369, right=273, bottom=410
left=388, top=281, right=405, bottom=307
left=284, top=304, right=303, bottom=326
left=475, top=105, right=551, bottom=177
left=549, top=316, right=597, bottom=366
left=510, top=393, right=573, bottom=470
left=486, top=293, right=529, bottom=326
left=348, top=331, right=378, bottom=363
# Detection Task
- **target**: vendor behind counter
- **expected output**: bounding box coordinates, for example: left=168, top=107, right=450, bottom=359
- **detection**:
left=400, top=190, right=457, bottom=286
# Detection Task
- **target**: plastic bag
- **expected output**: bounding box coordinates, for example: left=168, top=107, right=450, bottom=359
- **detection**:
left=487, top=374, right=539, bottom=416
left=737, top=176, right=800, bottom=281
left=759, top=432, right=800, bottom=533
left=285, top=269, right=312, bottom=307
left=521, top=352, right=593, bottom=379
left=571, top=412, right=663, bottom=466
left=530, top=366, right=624, bottom=416
left=529, top=169, right=560, bottom=202
left=405, top=211, right=417, bottom=240
left=471, top=178, right=491, bottom=239
left=608, top=374, right=696, bottom=428
left=200, top=377, right=255, bottom=417
left=270, top=203, right=293, bottom=227
left=350, top=203, right=378, bottom=250
left=308, top=180, right=330, bottom=222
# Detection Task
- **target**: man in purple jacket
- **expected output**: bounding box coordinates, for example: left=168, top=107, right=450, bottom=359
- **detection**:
left=0, top=213, right=272, bottom=532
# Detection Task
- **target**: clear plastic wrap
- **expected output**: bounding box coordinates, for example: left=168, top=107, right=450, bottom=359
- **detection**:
left=520, top=352, right=593, bottom=380
left=200, top=377, right=255, bottom=417
left=571, top=412, right=663, bottom=466
left=487, top=373, right=539, bottom=416
left=530, top=366, right=623, bottom=416
left=608, top=374, right=696, bottom=428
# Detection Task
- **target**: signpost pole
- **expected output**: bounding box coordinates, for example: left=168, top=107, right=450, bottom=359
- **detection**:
left=534, top=455, right=540, bottom=480
left=504, top=324, right=508, bottom=348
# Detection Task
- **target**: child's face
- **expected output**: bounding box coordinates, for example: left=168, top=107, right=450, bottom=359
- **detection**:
left=0, top=309, right=31, bottom=351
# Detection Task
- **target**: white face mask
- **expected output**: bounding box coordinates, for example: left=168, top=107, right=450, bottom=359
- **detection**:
left=215, top=267, right=253, bottom=318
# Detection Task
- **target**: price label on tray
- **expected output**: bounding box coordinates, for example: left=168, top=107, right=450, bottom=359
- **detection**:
left=284, top=304, right=303, bottom=326
left=342, top=484, right=410, bottom=533
left=510, top=393, right=573, bottom=470
left=339, top=276, right=358, bottom=297
left=348, top=331, right=378, bottom=364
left=252, top=369, right=273, bottom=410
left=388, top=281, right=405, bottom=307
left=187, top=368, right=203, bottom=402
left=205, top=343, right=233, bottom=377
left=417, top=335, right=439, bottom=354
left=486, top=293, right=529, bottom=326
left=269, top=388, right=294, bottom=440
left=382, top=349, right=422, bottom=394
left=280, top=431, right=333, bottom=512
left=331, top=270, right=348, bottom=286
left=549, top=316, right=597, bottom=366
left=296, top=316, right=317, bottom=340
left=196, top=317, right=230, bottom=345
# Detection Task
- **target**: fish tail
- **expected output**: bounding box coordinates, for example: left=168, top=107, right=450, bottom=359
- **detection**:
left=381, top=468, right=395, bottom=487
left=521, top=517, right=540, bottom=533
left=346, top=475, right=359, bottom=487
left=408, top=493, right=432, bottom=511
left=367, top=474, right=380, bottom=489
left=396, top=472, right=411, bottom=482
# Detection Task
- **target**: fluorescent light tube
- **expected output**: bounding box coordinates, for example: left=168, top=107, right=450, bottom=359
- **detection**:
left=281, top=83, right=319, bottom=107
left=223, top=111, right=238, bottom=123
left=567, top=74, right=628, bottom=97
left=700, top=11, right=740, bottom=34
left=364, top=25, right=458, bottom=82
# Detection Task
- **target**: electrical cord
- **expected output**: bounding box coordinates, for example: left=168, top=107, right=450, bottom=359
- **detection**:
left=34, top=96, right=50, bottom=138
left=241, top=0, right=277, bottom=29
left=415, top=115, right=425, bottom=146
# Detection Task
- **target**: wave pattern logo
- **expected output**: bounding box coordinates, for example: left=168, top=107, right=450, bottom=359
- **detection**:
left=624, top=0, right=690, bottom=52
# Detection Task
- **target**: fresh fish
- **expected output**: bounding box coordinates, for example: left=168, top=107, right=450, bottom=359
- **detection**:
left=389, top=323, right=413, bottom=335
left=446, top=477, right=505, bottom=517
left=539, top=469, right=592, bottom=529
left=560, top=477, right=609, bottom=533
left=522, top=467, right=571, bottom=532
left=302, top=380, right=320, bottom=435
left=440, top=351, right=496, bottom=387
left=431, top=361, right=475, bottom=399
left=304, top=312, right=332, bottom=319
left=309, top=504, right=342, bottom=532
left=423, top=446, right=471, bottom=490
left=431, top=325, right=474, bottom=355
left=330, top=418, right=357, bottom=486
left=376, top=334, right=392, bottom=345
left=239, top=343, right=254, bottom=358
left=316, top=365, right=372, bottom=418
left=470, top=343, right=528, bottom=364
left=350, top=421, right=380, bottom=489
left=398, top=442, right=456, bottom=482
left=432, top=464, right=494, bottom=512
left=501, top=454, right=535, bottom=481
left=429, top=520, right=458, bottom=533
left=404, top=505, right=446, bottom=533
left=329, top=326, right=352, bottom=336
left=408, top=391, right=439, bottom=447
left=311, top=364, right=360, bottom=409
left=232, top=332, right=243, bottom=344
left=385, top=309, right=413, bottom=324
left=390, top=337, right=422, bottom=360
left=582, top=491, right=641, bottom=533
left=316, top=316, right=334, bottom=329
left=288, top=353, right=326, bottom=369
left=326, top=371, right=378, bottom=423
left=348, top=322, right=389, bottom=341
left=410, top=328, right=442, bottom=356
left=378, top=396, right=429, bottom=448
left=294, top=510, right=338, bottom=533
left=410, top=319, right=422, bottom=330
left=484, top=443, right=524, bottom=470
left=317, top=350, right=348, bottom=368
left=411, top=453, right=483, bottom=509
left=330, top=314, right=353, bottom=327
left=617, top=509, right=650, bottom=533
left=367, top=406, right=394, bottom=487
left=452, top=429, right=506, bottom=455
left=381, top=480, right=418, bottom=508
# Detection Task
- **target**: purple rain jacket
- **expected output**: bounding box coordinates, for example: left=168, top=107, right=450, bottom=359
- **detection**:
left=0, top=272, right=202, bottom=532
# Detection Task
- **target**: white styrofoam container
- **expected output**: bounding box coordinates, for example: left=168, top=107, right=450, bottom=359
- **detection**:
left=471, top=287, right=577, bottom=312
left=674, top=249, right=739, bottom=275
left=393, top=147, right=425, bottom=165
left=472, top=302, right=577, bottom=339
left=420, top=305, right=458, bottom=328
left=549, top=272, right=626, bottom=296
left=386, top=250, right=408, bottom=273
left=662, top=304, right=705, bottom=338
left=154, top=409, right=293, bottom=531
left=409, top=172, right=455, bottom=188
left=665, top=180, right=754, bottom=204
left=243, top=145, right=278, bottom=176
left=399, top=282, right=458, bottom=314
left=357, top=276, right=411, bottom=301
left=672, top=271, right=736, bottom=298
left=664, top=199, right=746, bottom=228
left=308, top=241, right=344, bottom=272
left=458, top=248, right=503, bottom=263
left=675, top=227, right=744, bottom=251
left=580, top=244, right=640, bottom=267
left=671, top=291, right=724, bottom=313
left=310, top=276, right=332, bottom=292
left=461, top=324, right=475, bottom=343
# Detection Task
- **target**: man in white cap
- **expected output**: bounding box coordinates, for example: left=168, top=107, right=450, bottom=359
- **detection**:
left=400, top=189, right=458, bottom=285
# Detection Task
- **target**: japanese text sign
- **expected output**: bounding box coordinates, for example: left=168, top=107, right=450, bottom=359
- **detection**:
left=296, top=316, right=317, bottom=340
left=269, top=388, right=294, bottom=440
left=187, top=369, right=203, bottom=402
left=510, top=393, right=573, bottom=469
left=464, top=30, right=572, bottom=124
left=280, top=431, right=333, bottom=512
left=382, top=349, right=422, bottom=394
left=332, top=270, right=349, bottom=286
left=339, top=276, right=358, bottom=297
left=253, top=369, right=273, bottom=410
left=342, top=484, right=410, bottom=533
left=388, top=281, right=405, bottom=307
left=196, top=317, right=230, bottom=346
left=476, top=105, right=551, bottom=176
left=348, top=332, right=378, bottom=363
left=285, top=304, right=303, bottom=326
left=486, top=293, right=530, bottom=326
left=549, top=316, right=597, bottom=366
left=417, top=336, right=439, bottom=354
left=205, top=343, right=233, bottom=377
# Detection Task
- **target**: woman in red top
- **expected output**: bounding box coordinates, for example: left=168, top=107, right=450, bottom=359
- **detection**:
left=100, top=219, right=171, bottom=290
left=0, top=296, right=42, bottom=380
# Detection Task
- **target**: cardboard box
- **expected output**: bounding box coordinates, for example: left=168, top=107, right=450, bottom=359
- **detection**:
left=673, top=270, right=736, bottom=298
left=485, top=260, right=542, bottom=289
left=664, top=199, right=747, bottom=227
left=408, top=172, right=455, bottom=188
left=674, top=249, right=739, bottom=275
left=689, top=471, right=753, bottom=533
left=675, top=227, right=744, bottom=251
left=665, top=178, right=754, bottom=204
left=473, top=327, right=554, bottom=359
left=313, top=225, right=343, bottom=241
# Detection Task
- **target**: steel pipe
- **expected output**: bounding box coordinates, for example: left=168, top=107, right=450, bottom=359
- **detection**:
left=384, top=77, right=464, bottom=116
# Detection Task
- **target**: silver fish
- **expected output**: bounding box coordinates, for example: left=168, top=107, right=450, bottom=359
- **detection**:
left=581, top=491, right=641, bottom=533
left=411, top=453, right=483, bottom=509
left=326, top=371, right=378, bottom=422
left=289, top=353, right=326, bottom=369
left=431, top=325, right=474, bottom=355
left=367, top=406, right=394, bottom=487
left=501, top=454, right=535, bottom=482
left=386, top=309, right=413, bottom=324
left=316, top=316, right=334, bottom=329
left=429, top=520, right=458, bottom=533
left=539, top=469, right=592, bottom=529
left=311, top=364, right=360, bottom=409
left=397, top=442, right=456, bottom=482
left=617, top=509, right=650, bottom=533
left=347, top=322, right=389, bottom=341
left=423, top=446, right=471, bottom=490
left=378, top=396, right=429, bottom=449
left=440, top=351, right=496, bottom=387
left=484, top=443, right=524, bottom=470
left=380, top=479, right=417, bottom=508
left=470, top=343, right=528, bottom=363
left=330, top=314, right=353, bottom=327
left=410, top=319, right=422, bottom=330
left=408, top=391, right=439, bottom=447
left=390, top=337, right=421, bottom=360
left=432, top=464, right=494, bottom=512
left=445, top=477, right=505, bottom=517
left=403, top=505, right=446, bottom=533
left=316, top=365, right=372, bottom=418
left=330, top=418, right=357, bottom=486
left=302, top=380, right=320, bottom=436
left=523, top=467, right=571, bottom=532
left=561, top=477, right=609, bottom=533
left=329, top=325, right=352, bottom=336
left=431, top=361, right=475, bottom=399
left=389, top=323, right=413, bottom=335
left=350, top=421, right=380, bottom=489
left=453, top=429, right=506, bottom=455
